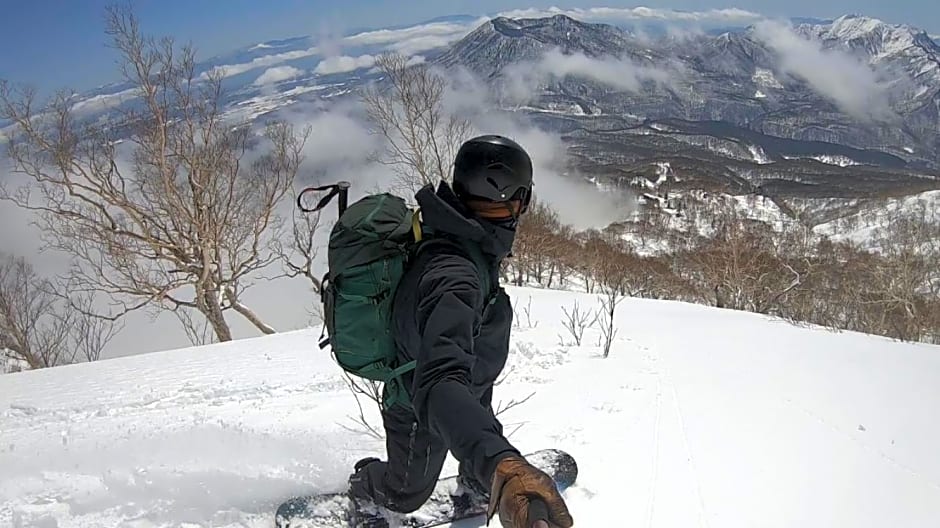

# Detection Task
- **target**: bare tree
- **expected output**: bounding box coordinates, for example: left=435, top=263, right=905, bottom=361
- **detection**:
left=863, top=203, right=940, bottom=342
left=560, top=300, right=592, bottom=346
left=0, top=6, right=309, bottom=343
left=0, top=254, right=118, bottom=369
left=596, top=287, right=623, bottom=358
left=512, top=198, right=565, bottom=286
left=362, top=53, right=472, bottom=196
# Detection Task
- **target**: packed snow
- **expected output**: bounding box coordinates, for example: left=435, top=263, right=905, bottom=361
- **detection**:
left=2, top=287, right=939, bottom=527
left=222, top=84, right=346, bottom=123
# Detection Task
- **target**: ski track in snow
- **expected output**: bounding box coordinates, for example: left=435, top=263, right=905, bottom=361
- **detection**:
left=645, top=380, right=662, bottom=528
left=670, top=382, right=709, bottom=528
left=782, top=398, right=940, bottom=494
left=2, top=286, right=940, bottom=527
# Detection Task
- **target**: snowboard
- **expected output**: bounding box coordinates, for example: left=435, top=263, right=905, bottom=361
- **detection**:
left=275, top=449, right=578, bottom=528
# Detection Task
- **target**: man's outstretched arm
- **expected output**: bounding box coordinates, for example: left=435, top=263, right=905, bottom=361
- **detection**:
left=410, top=251, right=518, bottom=486
left=409, top=252, right=574, bottom=528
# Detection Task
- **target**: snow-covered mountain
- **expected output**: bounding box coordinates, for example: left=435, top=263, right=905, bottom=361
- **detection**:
left=796, top=15, right=940, bottom=136
left=47, top=12, right=940, bottom=169
left=436, top=14, right=657, bottom=72
left=2, top=286, right=939, bottom=527
left=7, top=11, right=940, bottom=241
left=439, top=14, right=940, bottom=165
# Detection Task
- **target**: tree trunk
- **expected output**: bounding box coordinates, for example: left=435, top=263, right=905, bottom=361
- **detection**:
left=226, top=288, right=276, bottom=334
left=201, top=288, right=232, bottom=342
left=204, top=308, right=232, bottom=342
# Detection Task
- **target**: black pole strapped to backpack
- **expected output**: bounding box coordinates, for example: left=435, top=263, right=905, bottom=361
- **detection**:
left=297, top=181, right=351, bottom=215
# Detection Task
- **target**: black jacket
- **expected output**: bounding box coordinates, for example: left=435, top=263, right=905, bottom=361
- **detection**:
left=392, top=182, right=520, bottom=486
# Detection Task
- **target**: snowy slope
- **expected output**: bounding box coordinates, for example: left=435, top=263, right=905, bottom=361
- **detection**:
left=2, top=287, right=940, bottom=527
left=813, top=189, right=940, bottom=244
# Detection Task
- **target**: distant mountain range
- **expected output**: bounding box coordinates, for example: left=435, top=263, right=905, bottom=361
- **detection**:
left=6, top=11, right=940, bottom=228
left=428, top=13, right=940, bottom=225
left=440, top=14, right=940, bottom=167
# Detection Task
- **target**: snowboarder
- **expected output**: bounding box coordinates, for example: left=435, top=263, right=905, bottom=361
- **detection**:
left=347, top=135, right=574, bottom=528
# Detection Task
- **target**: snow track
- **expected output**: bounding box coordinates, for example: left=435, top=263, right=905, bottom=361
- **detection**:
left=2, top=287, right=940, bottom=527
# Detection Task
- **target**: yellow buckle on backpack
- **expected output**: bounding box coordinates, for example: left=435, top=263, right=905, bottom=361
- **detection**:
left=412, top=209, right=423, bottom=242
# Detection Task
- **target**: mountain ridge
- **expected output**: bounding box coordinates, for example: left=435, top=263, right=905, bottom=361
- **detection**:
left=435, top=13, right=940, bottom=167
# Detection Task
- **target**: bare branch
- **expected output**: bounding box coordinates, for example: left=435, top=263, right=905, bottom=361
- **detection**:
left=495, top=391, right=536, bottom=416
left=560, top=300, right=592, bottom=346
left=273, top=206, right=325, bottom=294
left=362, top=53, right=471, bottom=197
left=339, top=373, right=384, bottom=440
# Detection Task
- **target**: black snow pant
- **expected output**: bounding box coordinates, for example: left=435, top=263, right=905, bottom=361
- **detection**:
left=348, top=395, right=496, bottom=513
left=349, top=403, right=445, bottom=513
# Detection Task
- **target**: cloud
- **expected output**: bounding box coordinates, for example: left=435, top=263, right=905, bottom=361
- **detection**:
left=314, top=54, right=376, bottom=75
left=496, top=6, right=763, bottom=25
left=70, top=88, right=139, bottom=115
left=752, top=20, right=895, bottom=121
left=252, top=66, right=306, bottom=86
left=478, top=116, right=632, bottom=230
left=439, top=65, right=634, bottom=229
left=276, top=102, right=379, bottom=171
left=344, top=18, right=487, bottom=55
left=204, top=46, right=320, bottom=79
left=502, top=48, right=677, bottom=104
left=344, top=20, right=479, bottom=46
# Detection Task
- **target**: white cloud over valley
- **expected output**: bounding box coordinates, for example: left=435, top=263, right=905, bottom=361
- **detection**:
left=439, top=65, right=635, bottom=229
left=753, top=20, right=895, bottom=121
left=204, top=46, right=320, bottom=80
left=253, top=66, right=306, bottom=86
left=344, top=19, right=486, bottom=56
left=503, top=48, right=677, bottom=103
left=70, top=88, right=140, bottom=115
left=314, top=54, right=377, bottom=75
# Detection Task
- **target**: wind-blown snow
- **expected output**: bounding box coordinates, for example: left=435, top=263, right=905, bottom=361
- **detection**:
left=2, top=288, right=940, bottom=527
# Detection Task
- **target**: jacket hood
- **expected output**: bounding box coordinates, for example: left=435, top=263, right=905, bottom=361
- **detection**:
left=416, top=182, right=515, bottom=261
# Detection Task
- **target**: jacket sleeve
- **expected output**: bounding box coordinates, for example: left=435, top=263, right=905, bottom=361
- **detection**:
left=410, top=250, right=520, bottom=485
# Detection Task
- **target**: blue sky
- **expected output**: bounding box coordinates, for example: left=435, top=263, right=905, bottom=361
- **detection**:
left=1, top=0, right=937, bottom=96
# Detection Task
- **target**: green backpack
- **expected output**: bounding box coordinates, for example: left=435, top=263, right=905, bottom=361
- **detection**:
left=318, top=192, right=492, bottom=409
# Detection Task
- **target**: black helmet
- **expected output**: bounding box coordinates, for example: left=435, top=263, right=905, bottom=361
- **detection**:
left=452, top=135, right=533, bottom=209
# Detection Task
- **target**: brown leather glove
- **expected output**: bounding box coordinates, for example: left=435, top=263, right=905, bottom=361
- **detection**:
left=487, top=455, right=574, bottom=528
